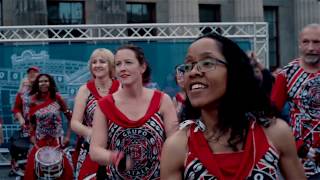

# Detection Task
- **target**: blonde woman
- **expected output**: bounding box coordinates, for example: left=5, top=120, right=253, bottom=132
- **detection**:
left=71, top=48, right=120, bottom=179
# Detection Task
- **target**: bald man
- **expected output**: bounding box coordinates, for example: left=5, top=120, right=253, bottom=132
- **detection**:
left=271, top=24, right=320, bottom=179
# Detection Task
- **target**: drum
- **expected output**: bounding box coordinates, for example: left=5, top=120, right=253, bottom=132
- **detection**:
left=35, top=146, right=63, bottom=179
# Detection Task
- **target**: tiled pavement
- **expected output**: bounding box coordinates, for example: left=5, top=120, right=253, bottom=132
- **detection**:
left=0, top=166, right=20, bottom=180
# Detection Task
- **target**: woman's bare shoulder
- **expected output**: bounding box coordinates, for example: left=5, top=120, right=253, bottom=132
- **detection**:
left=263, top=118, right=294, bottom=151
left=264, top=118, right=291, bottom=134
left=164, top=128, right=189, bottom=153
left=76, top=84, right=90, bottom=96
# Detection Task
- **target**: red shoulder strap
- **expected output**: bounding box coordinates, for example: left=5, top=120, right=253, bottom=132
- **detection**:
left=98, top=90, right=163, bottom=128
left=87, top=79, right=120, bottom=100
left=188, top=122, right=269, bottom=179
left=175, top=93, right=185, bottom=103
left=109, top=80, right=120, bottom=94
left=29, top=96, right=54, bottom=117
left=86, top=79, right=101, bottom=99
left=188, top=125, right=223, bottom=178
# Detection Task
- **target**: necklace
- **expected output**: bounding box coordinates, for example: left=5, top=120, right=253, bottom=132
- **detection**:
left=97, top=87, right=108, bottom=93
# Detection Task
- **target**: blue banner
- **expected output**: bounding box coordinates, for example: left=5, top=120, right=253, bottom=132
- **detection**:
left=0, top=40, right=251, bottom=143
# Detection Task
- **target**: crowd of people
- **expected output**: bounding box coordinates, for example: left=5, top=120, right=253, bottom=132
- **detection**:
left=0, top=23, right=318, bottom=179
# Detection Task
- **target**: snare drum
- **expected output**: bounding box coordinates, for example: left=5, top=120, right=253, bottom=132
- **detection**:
left=35, top=146, right=63, bottom=179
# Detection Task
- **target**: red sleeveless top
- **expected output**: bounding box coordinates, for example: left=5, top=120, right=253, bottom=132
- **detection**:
left=98, top=90, right=165, bottom=180
left=184, top=121, right=279, bottom=180
left=83, top=79, right=119, bottom=126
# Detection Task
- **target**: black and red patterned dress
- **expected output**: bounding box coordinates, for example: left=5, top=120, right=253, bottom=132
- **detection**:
left=98, top=90, right=165, bottom=180
left=76, top=79, right=120, bottom=180
left=182, top=120, right=280, bottom=180
left=272, top=59, right=320, bottom=176
left=24, top=93, right=73, bottom=180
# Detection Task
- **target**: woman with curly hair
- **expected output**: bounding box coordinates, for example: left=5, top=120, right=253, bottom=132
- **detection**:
left=161, top=33, right=306, bottom=179
left=24, top=73, right=73, bottom=180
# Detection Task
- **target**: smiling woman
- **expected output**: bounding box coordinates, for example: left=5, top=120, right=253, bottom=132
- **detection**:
left=24, top=73, right=73, bottom=180
left=89, top=44, right=179, bottom=179
left=70, top=48, right=120, bottom=180
left=160, top=33, right=306, bottom=180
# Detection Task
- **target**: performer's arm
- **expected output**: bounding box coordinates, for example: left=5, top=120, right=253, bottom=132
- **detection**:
left=70, top=85, right=91, bottom=139
left=89, top=105, right=131, bottom=170
left=56, top=93, right=72, bottom=145
left=12, top=93, right=25, bottom=126
left=265, top=119, right=306, bottom=179
left=56, top=93, right=72, bottom=121
left=161, top=130, right=187, bottom=180
left=271, top=73, right=288, bottom=111
left=160, top=93, right=179, bottom=137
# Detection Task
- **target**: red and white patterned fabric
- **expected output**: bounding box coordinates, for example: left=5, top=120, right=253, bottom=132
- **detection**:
left=24, top=94, right=73, bottom=180
left=183, top=120, right=279, bottom=180
left=271, top=59, right=320, bottom=176
left=98, top=90, right=164, bottom=180
left=28, top=94, right=70, bottom=140
left=12, top=87, right=32, bottom=134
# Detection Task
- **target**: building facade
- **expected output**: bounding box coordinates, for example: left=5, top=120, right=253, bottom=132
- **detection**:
left=0, top=0, right=320, bottom=69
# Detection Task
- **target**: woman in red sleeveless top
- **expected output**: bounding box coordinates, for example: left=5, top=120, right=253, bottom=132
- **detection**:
left=24, top=73, right=73, bottom=180
left=160, top=33, right=306, bottom=179
left=89, top=44, right=179, bottom=179
left=71, top=48, right=120, bottom=179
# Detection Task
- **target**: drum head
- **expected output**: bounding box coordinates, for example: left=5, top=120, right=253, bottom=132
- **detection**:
left=36, top=147, right=62, bottom=166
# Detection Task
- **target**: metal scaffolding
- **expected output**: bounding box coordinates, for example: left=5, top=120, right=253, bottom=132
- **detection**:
left=0, top=22, right=269, bottom=66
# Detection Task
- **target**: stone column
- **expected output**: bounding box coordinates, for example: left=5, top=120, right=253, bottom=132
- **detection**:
left=168, top=0, right=199, bottom=23
left=234, top=0, right=265, bottom=66
left=2, top=0, right=47, bottom=25
left=95, top=0, right=126, bottom=24
left=234, top=0, right=264, bottom=22
left=293, top=0, right=320, bottom=56
left=157, top=0, right=169, bottom=23
left=294, top=0, right=320, bottom=36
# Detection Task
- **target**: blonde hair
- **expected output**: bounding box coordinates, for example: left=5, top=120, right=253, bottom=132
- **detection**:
left=88, top=48, right=115, bottom=78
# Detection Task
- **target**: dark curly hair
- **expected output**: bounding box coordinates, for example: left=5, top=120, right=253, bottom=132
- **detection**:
left=116, top=44, right=151, bottom=85
left=29, top=73, right=58, bottom=100
left=182, top=33, right=277, bottom=151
